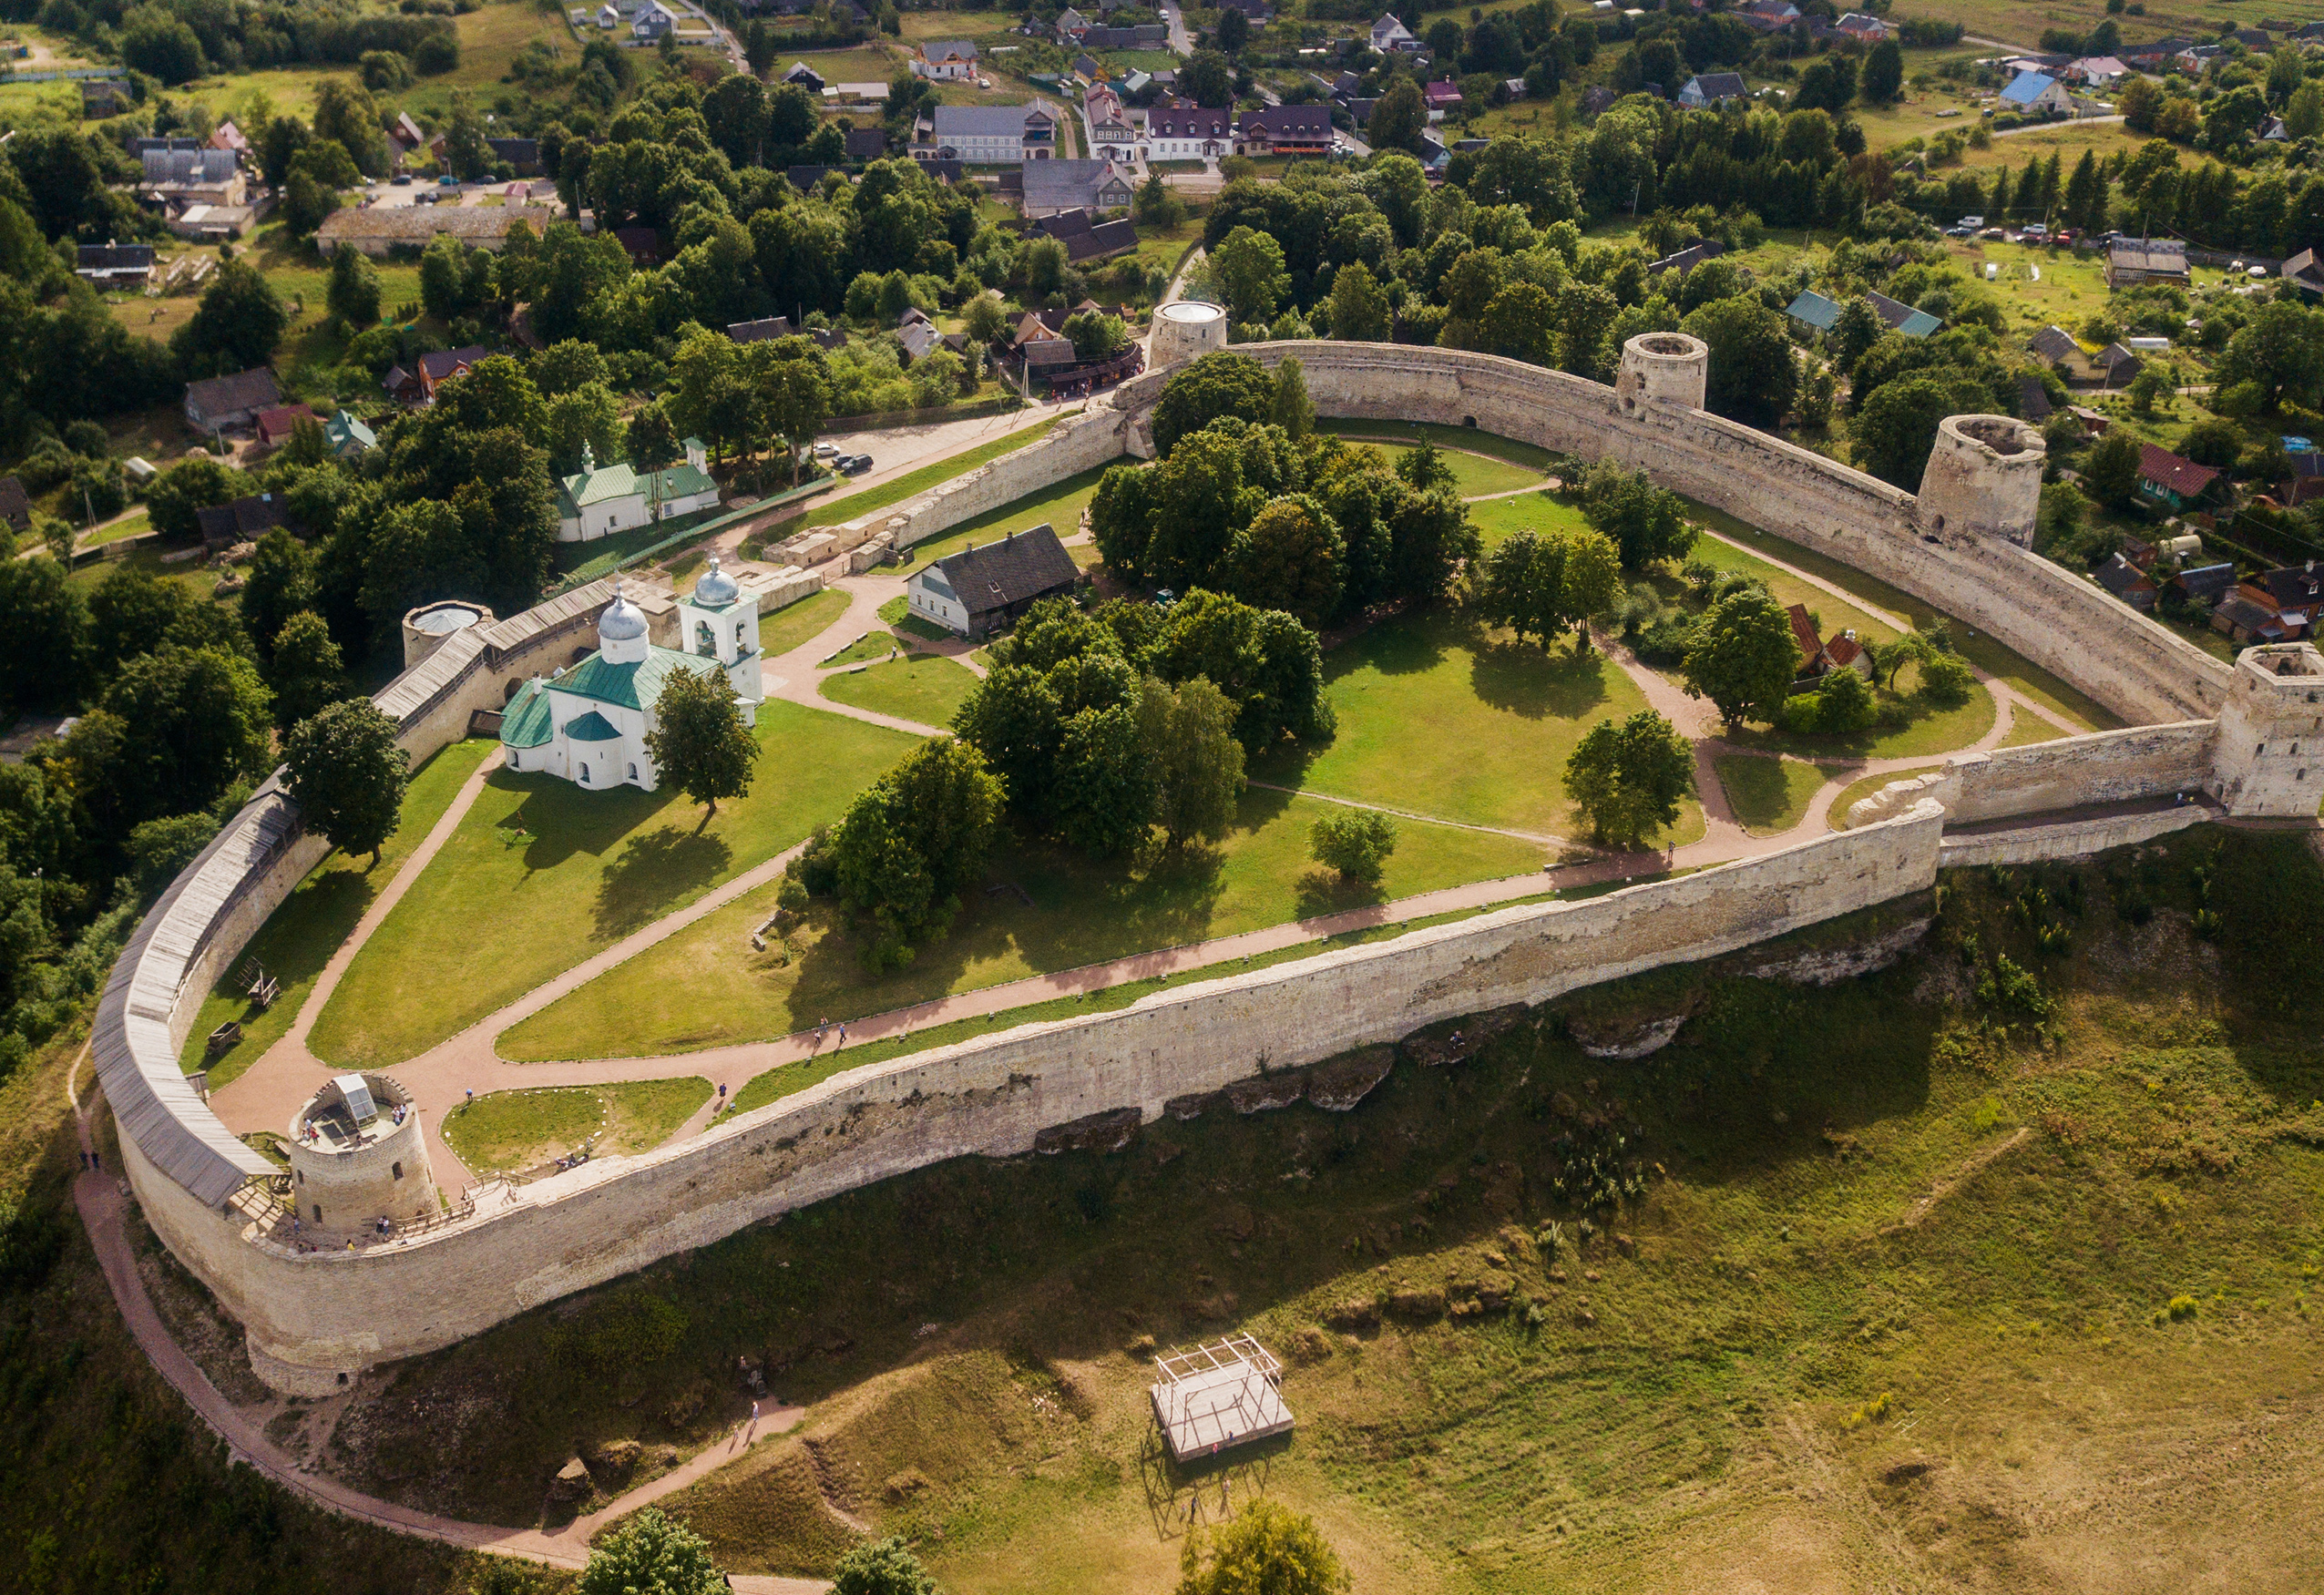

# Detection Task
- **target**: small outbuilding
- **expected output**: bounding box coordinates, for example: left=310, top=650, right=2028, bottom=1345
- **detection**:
left=1150, top=1335, right=1293, bottom=1463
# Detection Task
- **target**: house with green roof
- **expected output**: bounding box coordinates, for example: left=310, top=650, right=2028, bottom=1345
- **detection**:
left=557, top=437, right=722, bottom=543
left=500, top=558, right=765, bottom=791
left=323, top=411, right=375, bottom=458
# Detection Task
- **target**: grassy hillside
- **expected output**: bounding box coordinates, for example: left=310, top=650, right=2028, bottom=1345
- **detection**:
left=317, top=828, right=2324, bottom=1590
left=0, top=1028, right=532, bottom=1595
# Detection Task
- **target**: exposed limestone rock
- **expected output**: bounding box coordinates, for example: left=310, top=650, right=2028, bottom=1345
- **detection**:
left=1225, top=1073, right=1305, bottom=1115
left=1403, top=1004, right=1529, bottom=1067
left=1033, top=1107, right=1142, bottom=1155
left=1163, top=1092, right=1219, bottom=1121
left=1736, top=916, right=1932, bottom=987
left=1305, top=1046, right=1397, bottom=1110
left=1570, top=1013, right=1687, bottom=1059
left=548, top=1456, right=592, bottom=1504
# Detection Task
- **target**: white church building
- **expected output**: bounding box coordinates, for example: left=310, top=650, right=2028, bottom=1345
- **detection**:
left=556, top=438, right=723, bottom=543
left=498, top=560, right=763, bottom=791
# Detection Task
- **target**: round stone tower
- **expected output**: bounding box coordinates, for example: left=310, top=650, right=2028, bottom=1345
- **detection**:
left=1915, top=414, right=2045, bottom=546
left=1151, top=301, right=1227, bottom=369
left=2209, top=642, right=2324, bottom=816
left=400, top=599, right=494, bottom=671
left=1613, top=332, right=1709, bottom=414
left=286, top=1072, right=438, bottom=1239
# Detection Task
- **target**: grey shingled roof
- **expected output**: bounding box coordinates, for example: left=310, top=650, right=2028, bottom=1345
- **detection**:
left=94, top=791, right=302, bottom=1206
left=933, top=525, right=1079, bottom=619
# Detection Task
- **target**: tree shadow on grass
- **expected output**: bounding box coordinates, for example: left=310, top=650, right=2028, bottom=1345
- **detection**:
left=1291, top=865, right=1389, bottom=922
left=595, top=826, right=734, bottom=941
left=1468, top=634, right=1620, bottom=721
left=498, top=769, right=680, bottom=875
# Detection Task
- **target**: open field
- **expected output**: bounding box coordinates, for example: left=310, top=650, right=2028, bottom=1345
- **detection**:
left=1891, top=0, right=2324, bottom=52
left=179, top=739, right=499, bottom=1085
left=1465, top=487, right=1599, bottom=552
left=819, top=629, right=898, bottom=667
left=1254, top=605, right=1696, bottom=842
left=499, top=784, right=1544, bottom=1060
left=328, top=831, right=2324, bottom=1595
left=819, top=652, right=980, bottom=726
left=308, top=700, right=922, bottom=1067
left=440, top=1077, right=712, bottom=1174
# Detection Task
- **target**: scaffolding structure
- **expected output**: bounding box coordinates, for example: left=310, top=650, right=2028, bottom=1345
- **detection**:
left=1149, top=1334, right=1294, bottom=1463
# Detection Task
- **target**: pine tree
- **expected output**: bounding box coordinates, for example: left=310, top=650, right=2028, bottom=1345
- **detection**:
left=1988, top=163, right=2014, bottom=225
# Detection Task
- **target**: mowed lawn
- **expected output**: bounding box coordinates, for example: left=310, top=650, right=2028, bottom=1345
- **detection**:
left=179, top=738, right=498, bottom=1085
left=309, top=701, right=922, bottom=1067
left=1464, top=488, right=1597, bottom=552
left=1714, top=755, right=1845, bottom=837
left=439, top=1078, right=712, bottom=1174
left=1253, top=606, right=1697, bottom=844
left=759, top=587, right=851, bottom=657
left=1320, top=429, right=1547, bottom=498
left=819, top=654, right=979, bottom=728
left=499, top=788, right=1545, bottom=1060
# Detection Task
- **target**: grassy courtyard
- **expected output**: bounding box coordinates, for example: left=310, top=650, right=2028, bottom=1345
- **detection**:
left=498, top=788, right=1544, bottom=1062
left=439, top=1078, right=712, bottom=1175
left=1714, top=755, right=1846, bottom=836
left=1320, top=428, right=1548, bottom=498
left=819, top=654, right=979, bottom=729
left=758, top=588, right=851, bottom=657
left=324, top=833, right=2324, bottom=1594
left=1253, top=606, right=1694, bottom=844
left=308, top=701, right=922, bottom=1068
left=179, top=738, right=498, bottom=1084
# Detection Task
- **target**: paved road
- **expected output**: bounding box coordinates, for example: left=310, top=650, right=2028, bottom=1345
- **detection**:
left=1161, top=0, right=1193, bottom=55
left=1993, top=114, right=2124, bottom=138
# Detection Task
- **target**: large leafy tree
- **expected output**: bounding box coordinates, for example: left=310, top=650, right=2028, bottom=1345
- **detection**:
left=832, top=737, right=1004, bottom=970
left=1310, top=806, right=1397, bottom=883
left=171, top=261, right=288, bottom=378
left=144, top=456, right=246, bottom=542
left=832, top=1538, right=937, bottom=1595
left=240, top=528, right=319, bottom=664
left=1369, top=79, right=1427, bottom=156
left=1226, top=496, right=1346, bottom=627
left=1682, top=295, right=1798, bottom=428
left=326, top=244, right=382, bottom=327
left=1151, top=352, right=1278, bottom=456
left=0, top=557, right=89, bottom=713
left=1140, top=674, right=1245, bottom=849
left=2214, top=302, right=2324, bottom=413
left=1211, top=225, right=1290, bottom=324
left=1851, top=372, right=1981, bottom=490
left=1151, top=589, right=1333, bottom=751
left=1478, top=525, right=1621, bottom=649
left=1681, top=587, right=1797, bottom=726
left=104, top=646, right=274, bottom=829
left=265, top=610, right=349, bottom=731
left=1581, top=459, right=1694, bottom=570
left=1565, top=709, right=1694, bottom=849
left=1326, top=261, right=1391, bottom=341
left=644, top=665, right=759, bottom=819
left=577, top=1508, right=725, bottom=1595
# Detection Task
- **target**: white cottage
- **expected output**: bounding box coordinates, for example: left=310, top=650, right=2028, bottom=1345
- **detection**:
left=556, top=438, right=723, bottom=543
left=498, top=562, right=764, bottom=792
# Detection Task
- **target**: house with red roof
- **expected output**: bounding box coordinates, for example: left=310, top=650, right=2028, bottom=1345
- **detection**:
left=2136, top=444, right=2222, bottom=511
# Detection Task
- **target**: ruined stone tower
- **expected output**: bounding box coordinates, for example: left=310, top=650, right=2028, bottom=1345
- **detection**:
left=1915, top=414, right=2045, bottom=547
left=2209, top=642, right=2324, bottom=816
left=1613, top=332, right=1709, bottom=414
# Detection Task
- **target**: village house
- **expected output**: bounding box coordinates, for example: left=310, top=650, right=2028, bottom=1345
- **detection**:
left=1236, top=105, right=1334, bottom=154
left=2106, top=237, right=2192, bottom=288
left=253, top=404, right=318, bottom=449
left=2137, top=444, right=2221, bottom=512
left=906, top=525, right=1080, bottom=639
left=75, top=240, right=154, bottom=289
left=556, top=439, right=722, bottom=542
left=1019, top=158, right=1135, bottom=217
left=313, top=203, right=559, bottom=258
left=184, top=368, right=282, bottom=433
left=1677, top=72, right=1747, bottom=107
left=195, top=491, right=298, bottom=550
left=1786, top=604, right=1871, bottom=684
left=917, top=38, right=978, bottom=79
left=1999, top=69, right=2073, bottom=117
left=0, top=476, right=30, bottom=538
left=926, top=102, right=1059, bottom=162
left=1145, top=103, right=1234, bottom=160
left=1370, top=12, right=1419, bottom=51
left=2091, top=553, right=2158, bottom=610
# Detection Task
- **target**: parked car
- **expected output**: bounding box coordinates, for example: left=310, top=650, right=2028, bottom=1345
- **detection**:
left=391, top=173, right=414, bottom=186
left=1958, top=214, right=1984, bottom=229
left=2022, top=222, right=2048, bottom=240
left=1945, top=223, right=1974, bottom=238
left=837, top=454, right=874, bottom=475
left=438, top=174, right=459, bottom=187
left=1979, top=227, right=2008, bottom=240
left=2248, top=264, right=2270, bottom=279
left=812, top=441, right=839, bottom=459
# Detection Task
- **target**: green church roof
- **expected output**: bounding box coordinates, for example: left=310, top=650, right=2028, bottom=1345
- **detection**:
left=563, top=710, right=621, bottom=741
left=546, top=644, right=723, bottom=712
left=499, top=679, right=553, bottom=749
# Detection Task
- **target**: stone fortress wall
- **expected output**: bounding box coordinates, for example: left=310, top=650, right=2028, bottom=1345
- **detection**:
left=95, top=337, right=2317, bottom=1393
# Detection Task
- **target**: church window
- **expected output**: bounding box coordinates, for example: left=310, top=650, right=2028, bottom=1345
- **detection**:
left=579, top=762, right=591, bottom=783
left=392, top=1161, right=403, bottom=1180
left=313, top=1204, right=322, bottom=1222
left=697, top=619, right=715, bottom=652
left=628, top=762, right=639, bottom=780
